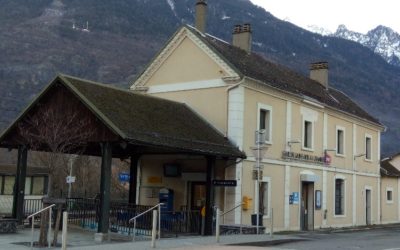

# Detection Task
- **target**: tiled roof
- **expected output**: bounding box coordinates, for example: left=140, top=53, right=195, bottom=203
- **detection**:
left=188, top=26, right=382, bottom=126
left=61, top=75, right=245, bottom=158
left=381, top=158, right=400, bottom=177
left=0, top=75, right=245, bottom=158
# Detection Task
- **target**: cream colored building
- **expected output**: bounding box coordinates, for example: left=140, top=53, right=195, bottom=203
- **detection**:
left=380, top=155, right=400, bottom=224
left=129, top=1, right=386, bottom=231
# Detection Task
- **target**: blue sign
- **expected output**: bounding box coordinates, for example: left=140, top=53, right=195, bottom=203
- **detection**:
left=119, top=173, right=130, bottom=183
left=292, top=192, right=299, bottom=205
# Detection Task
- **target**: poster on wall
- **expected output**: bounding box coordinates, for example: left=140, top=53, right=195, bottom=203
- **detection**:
left=315, top=190, right=322, bottom=209
left=292, top=192, right=299, bottom=204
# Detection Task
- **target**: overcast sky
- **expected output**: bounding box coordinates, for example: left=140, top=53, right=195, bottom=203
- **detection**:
left=250, top=0, right=400, bottom=34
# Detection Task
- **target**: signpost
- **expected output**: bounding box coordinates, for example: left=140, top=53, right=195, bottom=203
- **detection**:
left=250, top=130, right=268, bottom=234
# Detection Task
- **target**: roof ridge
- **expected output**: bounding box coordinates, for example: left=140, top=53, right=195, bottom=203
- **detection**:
left=60, top=74, right=188, bottom=107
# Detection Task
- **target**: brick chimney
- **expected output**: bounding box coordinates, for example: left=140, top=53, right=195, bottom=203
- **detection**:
left=310, top=62, right=329, bottom=89
left=195, top=0, right=207, bottom=33
left=232, top=23, right=252, bottom=53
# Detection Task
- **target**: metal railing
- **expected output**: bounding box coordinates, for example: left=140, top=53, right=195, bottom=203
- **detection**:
left=27, top=204, right=55, bottom=249
left=160, top=210, right=201, bottom=237
left=65, top=198, right=202, bottom=238
left=129, top=203, right=163, bottom=241
left=24, top=199, right=43, bottom=219
left=66, top=198, right=98, bottom=230
left=217, top=203, right=244, bottom=237
left=109, top=201, right=152, bottom=235
left=67, top=198, right=153, bottom=234
left=221, top=203, right=243, bottom=224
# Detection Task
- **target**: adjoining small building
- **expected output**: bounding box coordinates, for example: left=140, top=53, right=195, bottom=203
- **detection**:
left=0, top=165, right=48, bottom=216
left=380, top=155, right=400, bottom=224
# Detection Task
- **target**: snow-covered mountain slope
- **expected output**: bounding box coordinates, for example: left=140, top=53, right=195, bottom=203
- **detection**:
left=306, top=25, right=332, bottom=36
left=333, top=25, right=400, bottom=67
left=305, top=24, right=400, bottom=67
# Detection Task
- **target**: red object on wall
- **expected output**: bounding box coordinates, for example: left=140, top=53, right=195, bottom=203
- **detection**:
left=324, top=153, right=332, bottom=165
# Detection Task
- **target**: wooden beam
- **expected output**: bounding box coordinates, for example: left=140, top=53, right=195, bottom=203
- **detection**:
left=12, top=145, right=28, bottom=224
left=204, top=156, right=216, bottom=235
left=98, top=142, right=112, bottom=234
left=129, top=154, right=140, bottom=204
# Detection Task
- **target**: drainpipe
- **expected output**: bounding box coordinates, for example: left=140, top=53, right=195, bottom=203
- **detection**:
left=225, top=77, right=245, bottom=137
left=224, top=77, right=245, bottom=225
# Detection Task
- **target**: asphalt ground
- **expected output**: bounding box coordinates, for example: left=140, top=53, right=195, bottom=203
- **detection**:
left=2, top=224, right=400, bottom=249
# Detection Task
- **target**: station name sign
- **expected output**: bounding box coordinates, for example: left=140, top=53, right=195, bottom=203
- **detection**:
left=282, top=151, right=329, bottom=165
left=212, top=180, right=237, bottom=187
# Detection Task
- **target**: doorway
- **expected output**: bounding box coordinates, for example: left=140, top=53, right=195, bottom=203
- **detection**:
left=190, top=182, right=206, bottom=210
left=365, top=189, right=371, bottom=225
left=300, top=182, right=314, bottom=230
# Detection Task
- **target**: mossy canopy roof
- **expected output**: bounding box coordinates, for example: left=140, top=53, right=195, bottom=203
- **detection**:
left=0, top=75, right=244, bottom=158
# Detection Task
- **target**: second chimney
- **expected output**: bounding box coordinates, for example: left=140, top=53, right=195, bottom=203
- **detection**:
left=310, top=62, right=329, bottom=89
left=232, top=23, right=252, bottom=54
left=195, top=0, right=207, bottom=33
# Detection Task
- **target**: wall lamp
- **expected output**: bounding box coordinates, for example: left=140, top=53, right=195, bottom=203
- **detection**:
left=354, top=153, right=366, bottom=160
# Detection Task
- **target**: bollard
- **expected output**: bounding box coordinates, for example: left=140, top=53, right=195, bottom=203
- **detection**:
left=151, top=210, right=158, bottom=248
left=31, top=215, right=35, bottom=250
left=215, top=208, right=220, bottom=243
left=158, top=205, right=161, bottom=240
left=48, top=208, right=52, bottom=248
left=270, top=208, right=273, bottom=238
left=62, top=212, right=68, bottom=250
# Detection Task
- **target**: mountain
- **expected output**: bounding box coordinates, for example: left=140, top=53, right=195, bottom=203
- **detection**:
left=312, top=24, right=400, bottom=68
left=306, top=25, right=332, bottom=36
left=1, top=0, right=400, bottom=156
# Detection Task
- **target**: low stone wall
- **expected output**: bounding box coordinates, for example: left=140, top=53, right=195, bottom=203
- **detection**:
left=0, top=219, right=17, bottom=233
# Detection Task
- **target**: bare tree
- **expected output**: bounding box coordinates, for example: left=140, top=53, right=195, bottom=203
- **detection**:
left=17, top=102, right=94, bottom=247
left=111, top=160, right=130, bottom=200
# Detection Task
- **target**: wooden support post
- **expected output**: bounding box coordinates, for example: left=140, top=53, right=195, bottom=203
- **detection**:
left=12, top=145, right=28, bottom=224
left=98, top=142, right=112, bottom=234
left=204, top=156, right=216, bottom=236
left=129, top=154, right=140, bottom=204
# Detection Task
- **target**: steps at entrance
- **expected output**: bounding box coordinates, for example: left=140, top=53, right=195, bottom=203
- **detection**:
left=220, top=224, right=265, bottom=235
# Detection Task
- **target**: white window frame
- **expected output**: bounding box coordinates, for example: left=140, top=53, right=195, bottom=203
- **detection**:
left=302, top=119, right=314, bottom=151
left=386, top=187, right=394, bottom=204
left=365, top=134, right=372, bottom=162
left=259, top=176, right=271, bottom=219
left=257, top=103, right=273, bottom=144
left=333, top=175, right=346, bottom=218
left=336, top=126, right=346, bottom=157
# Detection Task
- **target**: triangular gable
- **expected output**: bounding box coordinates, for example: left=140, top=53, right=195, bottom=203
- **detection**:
left=131, top=26, right=240, bottom=90
left=0, top=76, right=122, bottom=149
